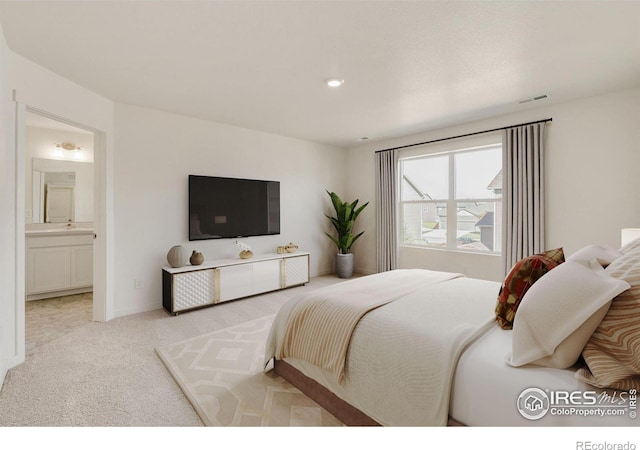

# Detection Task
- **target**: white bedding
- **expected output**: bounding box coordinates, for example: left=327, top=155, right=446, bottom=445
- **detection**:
left=267, top=269, right=638, bottom=426
left=266, top=270, right=499, bottom=426
left=450, top=324, right=636, bottom=426
left=273, top=269, right=462, bottom=383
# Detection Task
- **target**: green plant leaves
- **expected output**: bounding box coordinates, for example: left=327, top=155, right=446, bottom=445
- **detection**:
left=325, top=190, right=369, bottom=254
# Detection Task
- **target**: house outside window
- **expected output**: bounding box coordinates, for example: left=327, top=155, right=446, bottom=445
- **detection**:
left=399, top=144, right=502, bottom=253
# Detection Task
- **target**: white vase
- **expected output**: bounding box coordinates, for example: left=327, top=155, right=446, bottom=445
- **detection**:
left=336, top=253, right=354, bottom=278
left=167, top=245, right=187, bottom=268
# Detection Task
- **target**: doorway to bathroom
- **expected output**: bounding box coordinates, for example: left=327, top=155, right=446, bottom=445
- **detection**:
left=23, top=110, right=97, bottom=354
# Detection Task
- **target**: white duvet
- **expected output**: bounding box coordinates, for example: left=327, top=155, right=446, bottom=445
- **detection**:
left=264, top=269, right=499, bottom=426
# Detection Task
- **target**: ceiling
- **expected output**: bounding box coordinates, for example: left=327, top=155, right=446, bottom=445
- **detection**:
left=1, top=1, right=639, bottom=148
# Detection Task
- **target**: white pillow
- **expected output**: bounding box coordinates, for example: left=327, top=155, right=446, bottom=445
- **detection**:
left=619, top=236, right=640, bottom=255
left=506, top=259, right=630, bottom=369
left=567, top=244, right=621, bottom=267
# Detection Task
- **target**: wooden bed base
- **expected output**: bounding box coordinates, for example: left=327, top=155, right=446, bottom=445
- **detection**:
left=274, top=359, right=381, bottom=426
left=274, top=359, right=464, bottom=426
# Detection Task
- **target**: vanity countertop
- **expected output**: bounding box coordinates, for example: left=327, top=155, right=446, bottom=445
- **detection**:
left=26, top=228, right=94, bottom=237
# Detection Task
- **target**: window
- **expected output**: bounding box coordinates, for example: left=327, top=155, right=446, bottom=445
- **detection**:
left=400, top=144, right=502, bottom=253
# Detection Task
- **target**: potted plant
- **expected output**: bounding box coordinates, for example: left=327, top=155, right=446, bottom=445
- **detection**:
left=324, top=190, right=369, bottom=278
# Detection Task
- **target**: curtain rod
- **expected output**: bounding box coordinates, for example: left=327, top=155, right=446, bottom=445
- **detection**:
left=375, top=118, right=553, bottom=153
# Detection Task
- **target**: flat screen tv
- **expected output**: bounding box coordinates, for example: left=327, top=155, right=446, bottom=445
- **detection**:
left=188, top=175, right=280, bottom=241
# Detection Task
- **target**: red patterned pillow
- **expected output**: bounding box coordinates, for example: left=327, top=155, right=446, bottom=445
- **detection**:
left=495, top=248, right=565, bottom=329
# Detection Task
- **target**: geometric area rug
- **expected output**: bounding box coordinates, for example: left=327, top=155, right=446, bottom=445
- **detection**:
left=155, top=315, right=343, bottom=426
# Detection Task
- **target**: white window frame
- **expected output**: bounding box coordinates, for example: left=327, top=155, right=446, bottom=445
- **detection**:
left=399, top=143, right=503, bottom=254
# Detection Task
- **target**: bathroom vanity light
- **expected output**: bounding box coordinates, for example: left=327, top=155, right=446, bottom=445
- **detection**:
left=56, top=142, right=81, bottom=151
left=54, top=142, right=83, bottom=160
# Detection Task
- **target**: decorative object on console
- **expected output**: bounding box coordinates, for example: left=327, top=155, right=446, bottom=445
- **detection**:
left=233, top=240, right=253, bottom=259
left=324, top=190, right=369, bottom=279
left=190, top=250, right=204, bottom=266
left=167, top=245, right=187, bottom=268
left=277, top=246, right=285, bottom=254
left=285, top=242, right=298, bottom=253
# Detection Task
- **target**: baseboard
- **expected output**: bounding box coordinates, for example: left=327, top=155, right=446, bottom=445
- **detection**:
left=0, top=352, right=24, bottom=392
left=0, top=366, right=6, bottom=392
left=114, top=302, right=161, bottom=319
left=26, top=286, right=92, bottom=301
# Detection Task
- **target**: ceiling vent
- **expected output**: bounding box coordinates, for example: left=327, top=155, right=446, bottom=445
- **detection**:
left=518, top=94, right=548, bottom=104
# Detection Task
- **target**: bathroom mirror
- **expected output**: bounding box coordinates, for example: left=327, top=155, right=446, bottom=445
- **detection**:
left=30, top=158, right=94, bottom=223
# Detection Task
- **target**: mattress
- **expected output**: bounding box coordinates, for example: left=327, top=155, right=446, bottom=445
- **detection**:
left=450, top=324, right=637, bottom=426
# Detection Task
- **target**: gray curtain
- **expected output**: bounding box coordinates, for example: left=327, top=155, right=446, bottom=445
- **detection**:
left=502, top=123, right=546, bottom=275
left=375, top=149, right=398, bottom=272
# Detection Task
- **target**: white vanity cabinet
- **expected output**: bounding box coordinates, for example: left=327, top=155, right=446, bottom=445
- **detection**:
left=70, top=244, right=94, bottom=287
left=26, top=231, right=94, bottom=299
left=163, top=252, right=310, bottom=315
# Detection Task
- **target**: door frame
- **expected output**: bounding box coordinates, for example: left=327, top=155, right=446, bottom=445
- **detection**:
left=15, top=102, right=110, bottom=354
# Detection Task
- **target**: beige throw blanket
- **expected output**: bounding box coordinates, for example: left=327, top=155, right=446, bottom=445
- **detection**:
left=273, top=269, right=463, bottom=383
left=265, top=269, right=501, bottom=425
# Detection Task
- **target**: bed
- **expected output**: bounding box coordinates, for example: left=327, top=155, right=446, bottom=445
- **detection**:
left=264, top=243, right=640, bottom=427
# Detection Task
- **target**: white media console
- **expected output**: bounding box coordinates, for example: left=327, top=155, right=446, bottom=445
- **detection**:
left=162, top=251, right=310, bottom=315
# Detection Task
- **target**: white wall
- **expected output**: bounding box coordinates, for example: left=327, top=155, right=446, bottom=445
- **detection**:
left=0, top=34, right=116, bottom=384
left=113, top=103, right=345, bottom=317
left=346, top=88, right=640, bottom=281
left=7, top=51, right=116, bottom=322
left=0, top=21, right=17, bottom=386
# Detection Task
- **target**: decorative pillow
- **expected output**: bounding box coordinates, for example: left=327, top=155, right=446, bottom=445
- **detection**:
left=567, top=244, right=621, bottom=268
left=619, top=236, right=640, bottom=255
left=495, top=248, right=565, bottom=329
left=506, top=259, right=629, bottom=369
left=575, top=246, right=640, bottom=390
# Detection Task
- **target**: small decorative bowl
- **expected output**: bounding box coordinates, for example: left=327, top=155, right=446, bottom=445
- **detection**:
left=239, top=250, right=253, bottom=259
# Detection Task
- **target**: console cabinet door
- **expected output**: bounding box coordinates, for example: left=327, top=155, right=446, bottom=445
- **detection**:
left=172, top=269, right=216, bottom=312
left=218, top=264, right=254, bottom=302
left=252, top=259, right=281, bottom=294
left=283, top=255, right=309, bottom=287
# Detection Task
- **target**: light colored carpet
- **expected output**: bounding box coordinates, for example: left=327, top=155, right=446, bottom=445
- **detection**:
left=156, top=315, right=342, bottom=426
left=0, top=275, right=345, bottom=426
left=25, top=292, right=93, bottom=355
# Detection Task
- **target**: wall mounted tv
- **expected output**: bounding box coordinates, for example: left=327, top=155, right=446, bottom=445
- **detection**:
left=188, top=175, right=280, bottom=241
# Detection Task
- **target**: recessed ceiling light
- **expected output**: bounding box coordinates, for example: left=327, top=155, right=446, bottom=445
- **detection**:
left=326, top=78, right=344, bottom=88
